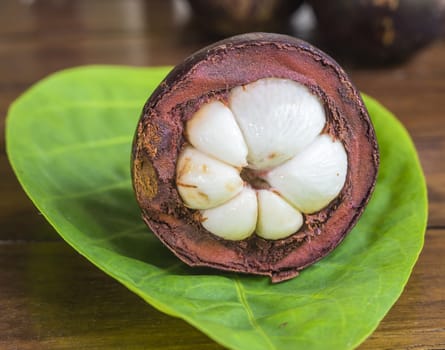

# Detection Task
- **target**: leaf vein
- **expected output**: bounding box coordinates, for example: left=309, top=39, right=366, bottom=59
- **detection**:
left=234, top=278, right=276, bottom=350
left=89, top=223, right=147, bottom=244
left=45, top=135, right=132, bottom=158
left=28, top=101, right=142, bottom=114
left=135, top=262, right=185, bottom=286
left=44, top=179, right=130, bottom=201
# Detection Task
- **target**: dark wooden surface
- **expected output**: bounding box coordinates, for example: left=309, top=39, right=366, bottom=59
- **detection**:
left=1, top=1, right=444, bottom=349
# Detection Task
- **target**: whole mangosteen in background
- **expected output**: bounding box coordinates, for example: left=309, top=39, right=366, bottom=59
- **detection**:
left=187, top=0, right=303, bottom=37
left=309, top=0, right=445, bottom=65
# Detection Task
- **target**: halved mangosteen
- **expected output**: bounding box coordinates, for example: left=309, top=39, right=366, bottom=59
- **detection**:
left=132, top=33, right=379, bottom=282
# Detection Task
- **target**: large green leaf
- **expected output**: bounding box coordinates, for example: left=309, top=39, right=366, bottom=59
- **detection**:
left=6, top=66, right=427, bottom=350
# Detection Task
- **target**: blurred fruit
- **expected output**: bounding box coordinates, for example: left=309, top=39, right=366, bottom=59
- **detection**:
left=187, top=0, right=303, bottom=37
left=309, top=0, right=445, bottom=65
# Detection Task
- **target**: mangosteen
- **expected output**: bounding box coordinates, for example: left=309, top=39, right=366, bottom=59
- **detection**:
left=187, top=0, right=303, bottom=37
left=131, top=33, right=379, bottom=282
left=309, top=0, right=445, bottom=65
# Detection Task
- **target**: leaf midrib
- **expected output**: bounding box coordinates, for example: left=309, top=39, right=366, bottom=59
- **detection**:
left=235, top=277, right=277, bottom=350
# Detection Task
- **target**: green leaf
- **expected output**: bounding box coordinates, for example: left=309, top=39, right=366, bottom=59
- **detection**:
left=6, top=66, right=427, bottom=350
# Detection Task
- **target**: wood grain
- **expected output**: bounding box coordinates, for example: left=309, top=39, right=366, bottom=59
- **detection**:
left=0, top=242, right=223, bottom=350
left=0, top=230, right=442, bottom=350
left=1, top=0, right=444, bottom=349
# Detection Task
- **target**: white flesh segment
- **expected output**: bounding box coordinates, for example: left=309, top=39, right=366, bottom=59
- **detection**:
left=229, top=78, right=326, bottom=170
left=186, top=101, right=248, bottom=167
left=266, top=134, right=347, bottom=214
left=176, top=146, right=244, bottom=210
left=201, top=187, right=258, bottom=240
left=256, top=190, right=303, bottom=240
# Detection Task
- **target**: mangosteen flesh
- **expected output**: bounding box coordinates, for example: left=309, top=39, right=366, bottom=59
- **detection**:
left=132, top=33, right=379, bottom=282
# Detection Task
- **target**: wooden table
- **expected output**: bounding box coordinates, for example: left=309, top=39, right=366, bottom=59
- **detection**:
left=1, top=1, right=444, bottom=349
